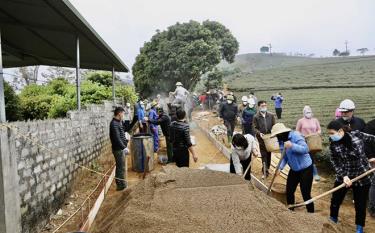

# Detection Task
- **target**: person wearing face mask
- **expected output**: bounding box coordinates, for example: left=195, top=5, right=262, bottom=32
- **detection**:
left=219, top=95, right=238, bottom=144
left=271, top=123, right=314, bottom=213
left=238, top=96, right=248, bottom=132
left=137, top=101, right=147, bottom=133
left=296, top=106, right=322, bottom=181
left=327, top=120, right=375, bottom=233
left=149, top=101, right=159, bottom=152
left=364, top=119, right=375, bottom=218
left=110, top=107, right=129, bottom=191
left=123, top=103, right=132, bottom=130
left=230, top=133, right=260, bottom=180
left=337, top=99, right=365, bottom=131
left=253, top=100, right=276, bottom=178
left=242, top=98, right=256, bottom=135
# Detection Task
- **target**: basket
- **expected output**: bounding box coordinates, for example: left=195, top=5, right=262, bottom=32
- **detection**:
left=262, top=134, right=280, bottom=153
left=305, top=134, right=323, bottom=153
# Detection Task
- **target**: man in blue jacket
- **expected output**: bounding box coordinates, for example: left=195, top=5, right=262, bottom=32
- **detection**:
left=271, top=93, right=284, bottom=119
left=271, top=123, right=314, bottom=213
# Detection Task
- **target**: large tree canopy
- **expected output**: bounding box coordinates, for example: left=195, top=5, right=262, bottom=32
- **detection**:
left=132, top=20, right=239, bottom=97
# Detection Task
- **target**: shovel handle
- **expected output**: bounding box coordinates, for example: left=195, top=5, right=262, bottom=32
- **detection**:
left=267, top=148, right=286, bottom=194
left=288, top=167, right=375, bottom=209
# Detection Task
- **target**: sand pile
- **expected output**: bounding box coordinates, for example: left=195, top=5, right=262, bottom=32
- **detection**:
left=92, top=166, right=339, bottom=233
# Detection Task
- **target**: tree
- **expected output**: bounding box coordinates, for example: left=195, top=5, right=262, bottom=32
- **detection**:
left=41, top=66, right=74, bottom=82
left=204, top=68, right=223, bottom=91
left=85, top=71, right=120, bottom=87
left=132, top=20, right=239, bottom=97
left=13, top=66, right=40, bottom=89
left=4, top=81, right=22, bottom=121
left=357, top=48, right=369, bottom=56
left=339, top=51, right=350, bottom=56
left=333, top=49, right=340, bottom=56
left=260, top=46, right=269, bottom=53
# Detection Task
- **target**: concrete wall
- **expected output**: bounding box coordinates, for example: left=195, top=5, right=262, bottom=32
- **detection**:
left=1, top=101, right=115, bottom=233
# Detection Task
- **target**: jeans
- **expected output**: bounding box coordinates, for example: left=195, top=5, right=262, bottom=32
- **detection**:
left=224, top=119, right=235, bottom=137
left=113, top=150, right=126, bottom=189
left=330, top=181, right=370, bottom=226
left=287, top=165, right=314, bottom=213
left=150, top=125, right=159, bottom=152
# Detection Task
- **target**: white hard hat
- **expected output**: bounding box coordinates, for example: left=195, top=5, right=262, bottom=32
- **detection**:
left=241, top=96, right=248, bottom=102
left=176, top=82, right=183, bottom=86
left=248, top=98, right=255, bottom=106
left=338, top=99, right=355, bottom=112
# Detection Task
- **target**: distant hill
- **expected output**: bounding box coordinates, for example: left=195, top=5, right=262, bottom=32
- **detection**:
left=220, top=53, right=375, bottom=91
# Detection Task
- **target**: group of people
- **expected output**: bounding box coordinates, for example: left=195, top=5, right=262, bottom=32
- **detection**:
left=226, top=97, right=375, bottom=233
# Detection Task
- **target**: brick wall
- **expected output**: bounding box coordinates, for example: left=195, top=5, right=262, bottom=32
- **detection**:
left=5, top=101, right=114, bottom=233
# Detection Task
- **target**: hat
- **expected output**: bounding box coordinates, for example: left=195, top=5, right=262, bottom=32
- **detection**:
left=338, top=99, right=355, bottom=112
left=151, top=100, right=158, bottom=107
left=227, top=95, right=234, bottom=101
left=271, top=123, right=291, bottom=137
left=176, top=82, right=183, bottom=86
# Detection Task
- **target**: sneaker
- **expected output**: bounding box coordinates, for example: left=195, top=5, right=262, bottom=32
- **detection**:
left=356, top=225, right=363, bottom=233
left=329, top=216, right=338, bottom=224
left=314, top=175, right=321, bottom=182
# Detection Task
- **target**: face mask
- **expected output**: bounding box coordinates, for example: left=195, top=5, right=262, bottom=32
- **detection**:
left=342, top=116, right=351, bottom=121
left=305, top=112, right=312, bottom=119
left=249, top=104, right=255, bottom=108
left=234, top=146, right=243, bottom=150
left=260, top=107, right=267, bottom=113
left=277, top=132, right=289, bottom=142
left=330, top=133, right=343, bottom=142
left=227, top=100, right=233, bottom=104
left=243, top=102, right=248, bottom=106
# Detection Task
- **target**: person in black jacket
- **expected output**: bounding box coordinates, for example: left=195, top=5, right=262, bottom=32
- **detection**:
left=110, top=107, right=128, bottom=191
left=365, top=119, right=375, bottom=217
left=149, top=107, right=173, bottom=162
left=219, top=95, right=238, bottom=144
left=169, top=109, right=198, bottom=167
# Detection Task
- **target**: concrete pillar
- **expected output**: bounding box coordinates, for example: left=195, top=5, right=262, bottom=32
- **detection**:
left=0, top=127, right=21, bottom=233
left=0, top=28, right=6, bottom=123
left=112, top=66, right=116, bottom=105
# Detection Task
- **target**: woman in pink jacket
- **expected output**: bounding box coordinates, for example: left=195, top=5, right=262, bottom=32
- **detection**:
left=296, top=106, right=322, bottom=181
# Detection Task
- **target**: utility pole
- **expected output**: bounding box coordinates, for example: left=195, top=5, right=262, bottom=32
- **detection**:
left=268, top=43, right=272, bottom=56
left=345, top=40, right=348, bottom=53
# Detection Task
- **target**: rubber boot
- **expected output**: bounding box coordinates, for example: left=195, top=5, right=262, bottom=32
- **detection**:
left=356, top=225, right=363, bottom=233
left=313, top=164, right=321, bottom=181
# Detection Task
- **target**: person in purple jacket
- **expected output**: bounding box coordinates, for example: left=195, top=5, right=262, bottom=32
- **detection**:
left=271, top=123, right=314, bottom=213
left=271, top=92, right=284, bottom=119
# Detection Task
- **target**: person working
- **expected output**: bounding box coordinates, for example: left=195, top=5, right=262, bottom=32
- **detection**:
left=296, top=106, right=322, bottom=181
left=137, top=101, right=147, bottom=133
left=219, top=95, right=238, bottom=144
left=169, top=109, right=198, bottom=167
left=149, top=101, right=159, bottom=152
left=123, top=103, right=132, bottom=130
left=109, top=107, right=129, bottom=191
left=271, top=92, right=284, bottom=119
left=337, top=99, right=365, bottom=131
left=253, top=100, right=276, bottom=178
left=170, top=82, right=189, bottom=108
left=230, top=133, right=260, bottom=180
left=364, top=119, right=375, bottom=218
left=272, top=123, right=314, bottom=213
left=326, top=120, right=375, bottom=233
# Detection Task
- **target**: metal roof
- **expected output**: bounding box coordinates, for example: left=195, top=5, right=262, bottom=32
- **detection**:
left=0, top=0, right=129, bottom=72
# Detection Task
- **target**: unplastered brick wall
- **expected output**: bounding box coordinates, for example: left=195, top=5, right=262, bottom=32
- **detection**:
left=7, top=101, right=115, bottom=233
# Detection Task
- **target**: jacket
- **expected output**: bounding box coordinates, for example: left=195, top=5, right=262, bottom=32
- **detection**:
left=329, top=131, right=374, bottom=186
left=137, top=105, right=146, bottom=123
left=148, top=108, right=158, bottom=128
left=219, top=103, right=238, bottom=121
left=110, top=118, right=128, bottom=151
left=279, top=131, right=312, bottom=172
left=364, top=119, right=375, bottom=159
left=169, top=120, right=192, bottom=149
left=231, top=134, right=257, bottom=175
left=149, top=113, right=171, bottom=138
left=337, top=116, right=366, bottom=131
left=253, top=112, right=276, bottom=137
left=242, top=107, right=256, bottom=125
left=271, top=95, right=284, bottom=108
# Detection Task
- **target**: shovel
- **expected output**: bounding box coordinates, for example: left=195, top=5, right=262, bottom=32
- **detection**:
left=288, top=167, right=375, bottom=209
left=242, top=153, right=269, bottom=192
left=267, top=148, right=286, bottom=194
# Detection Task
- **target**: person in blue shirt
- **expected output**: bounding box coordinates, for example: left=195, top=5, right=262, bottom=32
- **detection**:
left=137, top=101, right=147, bottom=133
left=271, top=93, right=284, bottom=119
left=149, top=101, right=159, bottom=152
left=271, top=123, right=314, bottom=213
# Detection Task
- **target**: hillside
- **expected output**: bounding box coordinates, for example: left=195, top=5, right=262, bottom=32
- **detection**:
left=222, top=53, right=375, bottom=91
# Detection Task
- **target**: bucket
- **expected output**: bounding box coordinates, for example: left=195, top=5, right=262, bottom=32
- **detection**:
left=131, top=133, right=154, bottom=172
left=305, top=134, right=323, bottom=153
left=262, top=134, right=280, bottom=153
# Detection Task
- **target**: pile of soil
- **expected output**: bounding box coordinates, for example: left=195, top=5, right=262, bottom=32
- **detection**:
left=92, top=166, right=340, bottom=233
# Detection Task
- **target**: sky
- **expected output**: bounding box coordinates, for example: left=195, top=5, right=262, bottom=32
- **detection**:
left=58, top=0, right=375, bottom=69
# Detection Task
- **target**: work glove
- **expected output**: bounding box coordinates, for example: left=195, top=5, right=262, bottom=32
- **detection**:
left=123, top=148, right=129, bottom=156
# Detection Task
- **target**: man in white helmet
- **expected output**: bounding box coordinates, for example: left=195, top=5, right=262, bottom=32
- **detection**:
left=337, top=99, right=365, bottom=131
left=170, top=82, right=189, bottom=108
